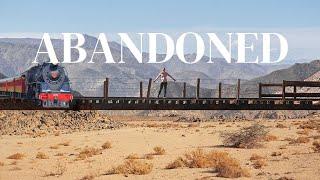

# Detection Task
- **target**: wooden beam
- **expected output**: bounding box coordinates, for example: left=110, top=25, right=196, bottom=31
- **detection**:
left=282, top=80, right=286, bottom=100
left=258, top=83, right=262, bottom=99
left=147, top=78, right=152, bottom=98
left=140, top=81, right=143, bottom=98
left=218, top=82, right=222, bottom=99
left=183, top=82, right=186, bottom=98
left=104, top=78, right=109, bottom=99
left=283, top=81, right=320, bottom=87
left=196, top=78, right=200, bottom=99
left=237, top=79, right=240, bottom=100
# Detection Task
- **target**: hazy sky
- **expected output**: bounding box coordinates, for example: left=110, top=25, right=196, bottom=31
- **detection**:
left=0, top=0, right=320, bottom=61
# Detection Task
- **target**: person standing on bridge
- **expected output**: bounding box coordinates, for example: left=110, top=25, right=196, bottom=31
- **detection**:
left=154, top=68, right=176, bottom=98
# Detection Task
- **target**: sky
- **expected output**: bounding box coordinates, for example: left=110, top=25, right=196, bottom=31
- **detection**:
left=0, top=0, right=320, bottom=61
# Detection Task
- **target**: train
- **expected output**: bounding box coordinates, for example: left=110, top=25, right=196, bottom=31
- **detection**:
left=0, top=63, right=73, bottom=108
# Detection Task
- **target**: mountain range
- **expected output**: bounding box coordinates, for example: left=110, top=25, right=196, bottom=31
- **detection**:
left=0, top=35, right=298, bottom=97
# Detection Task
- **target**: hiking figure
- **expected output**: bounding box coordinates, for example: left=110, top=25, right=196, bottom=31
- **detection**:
left=154, top=68, right=176, bottom=98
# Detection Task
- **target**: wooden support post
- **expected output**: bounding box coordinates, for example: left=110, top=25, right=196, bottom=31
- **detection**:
left=218, top=82, right=222, bottom=99
left=183, top=82, right=186, bottom=98
left=13, top=78, right=15, bottom=98
left=293, top=85, right=297, bottom=99
left=196, top=78, right=200, bottom=99
left=258, top=83, right=262, bottom=99
left=140, top=81, right=143, bottom=98
left=237, top=79, right=240, bottom=100
left=147, top=78, right=152, bottom=98
left=282, top=80, right=286, bottom=101
left=104, top=78, right=109, bottom=99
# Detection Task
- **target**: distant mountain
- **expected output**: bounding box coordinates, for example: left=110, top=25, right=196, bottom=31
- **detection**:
left=0, top=35, right=288, bottom=96
left=0, top=72, right=6, bottom=79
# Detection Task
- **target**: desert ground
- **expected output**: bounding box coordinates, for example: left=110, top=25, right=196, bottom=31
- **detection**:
left=0, top=112, right=320, bottom=180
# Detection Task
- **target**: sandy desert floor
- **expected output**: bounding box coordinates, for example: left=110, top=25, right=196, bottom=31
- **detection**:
left=0, top=116, right=320, bottom=180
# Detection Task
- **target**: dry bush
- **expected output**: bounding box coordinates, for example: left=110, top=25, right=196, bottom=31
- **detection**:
left=249, top=154, right=265, bottom=161
left=143, top=154, right=154, bottom=160
left=50, top=145, right=59, bottom=149
left=80, top=175, right=95, bottom=180
left=271, top=152, right=282, bottom=156
left=101, top=141, right=112, bottom=149
left=312, top=141, right=320, bottom=152
left=55, top=153, right=64, bottom=156
left=296, top=129, right=310, bottom=136
left=54, top=131, right=60, bottom=136
left=166, top=157, right=185, bottom=169
left=77, top=147, right=102, bottom=160
left=126, top=153, right=140, bottom=159
left=7, top=153, right=25, bottom=160
left=153, top=146, right=166, bottom=155
left=166, top=149, right=250, bottom=178
left=58, top=141, right=70, bottom=146
left=299, top=120, right=320, bottom=130
left=10, top=167, right=22, bottom=171
left=44, top=161, right=66, bottom=177
left=276, top=124, right=287, bottom=128
left=108, top=159, right=153, bottom=175
left=289, top=136, right=310, bottom=144
left=215, top=157, right=250, bottom=178
left=252, top=159, right=267, bottom=169
left=264, top=134, right=278, bottom=141
left=221, top=124, right=268, bottom=148
left=36, top=152, right=49, bottom=159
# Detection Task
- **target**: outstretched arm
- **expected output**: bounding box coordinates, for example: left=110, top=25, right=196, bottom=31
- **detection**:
left=168, top=73, right=176, bottom=81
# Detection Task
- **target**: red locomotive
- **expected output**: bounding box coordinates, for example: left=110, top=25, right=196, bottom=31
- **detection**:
left=0, top=63, right=73, bottom=108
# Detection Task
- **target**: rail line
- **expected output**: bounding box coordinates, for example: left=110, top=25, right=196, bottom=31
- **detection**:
left=1, top=79, right=320, bottom=110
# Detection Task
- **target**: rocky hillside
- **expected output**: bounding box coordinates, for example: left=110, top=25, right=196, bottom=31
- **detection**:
left=0, top=72, right=6, bottom=79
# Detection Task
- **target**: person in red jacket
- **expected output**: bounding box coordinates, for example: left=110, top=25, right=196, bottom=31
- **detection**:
left=154, top=68, right=176, bottom=98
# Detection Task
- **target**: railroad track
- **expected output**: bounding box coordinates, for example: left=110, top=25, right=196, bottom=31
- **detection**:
left=0, top=97, right=320, bottom=110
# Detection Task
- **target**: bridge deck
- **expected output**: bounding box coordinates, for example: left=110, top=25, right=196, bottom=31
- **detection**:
left=0, top=97, right=320, bottom=110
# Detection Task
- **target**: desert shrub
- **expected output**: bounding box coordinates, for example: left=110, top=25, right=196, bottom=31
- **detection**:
left=50, top=145, right=59, bottom=149
left=271, top=152, right=282, bottom=156
left=80, top=175, right=95, bottom=180
left=276, top=124, right=287, bottom=128
left=58, top=141, right=70, bottom=146
left=166, top=149, right=250, bottom=178
left=215, top=157, right=250, bottom=178
left=108, top=159, right=153, bottom=175
left=102, top=141, right=112, bottom=149
left=44, top=161, right=66, bottom=177
left=77, top=147, right=102, bottom=160
left=166, top=157, right=185, bottom=169
left=296, top=129, right=310, bottom=136
left=252, top=159, right=267, bottom=169
left=7, top=153, right=25, bottom=160
left=126, top=153, right=140, bottom=159
left=312, top=141, right=320, bottom=152
left=143, top=154, right=154, bottom=160
left=221, top=124, right=268, bottom=148
left=299, top=120, right=320, bottom=130
left=249, top=154, right=265, bottom=161
left=36, top=152, right=49, bottom=159
left=153, top=146, right=166, bottom=155
left=289, top=136, right=310, bottom=144
left=264, top=134, right=278, bottom=141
